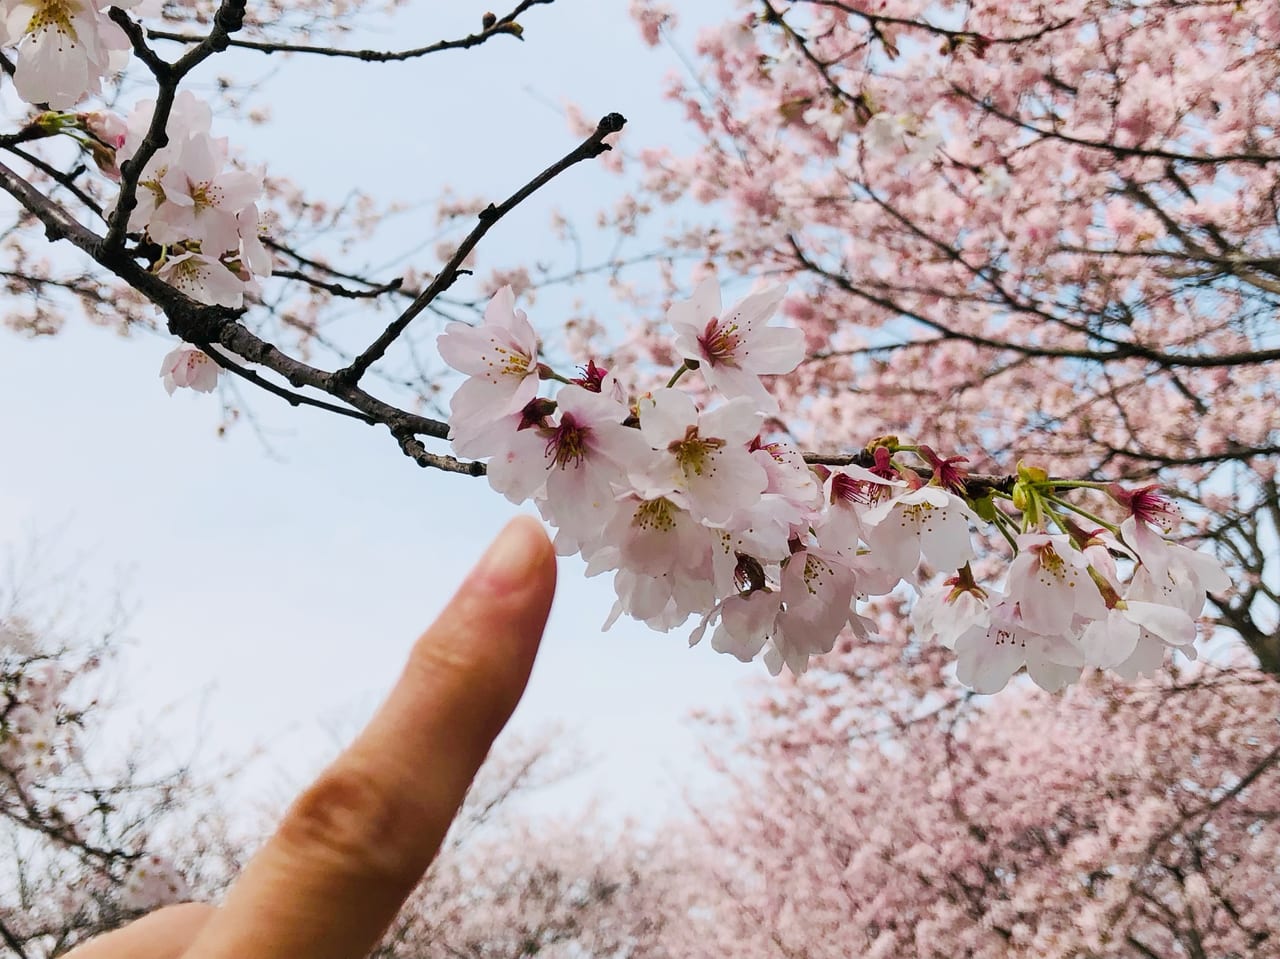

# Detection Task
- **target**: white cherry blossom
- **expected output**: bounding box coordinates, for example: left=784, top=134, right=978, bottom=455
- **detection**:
left=8, top=0, right=127, bottom=109
left=159, top=344, right=219, bottom=395
left=668, top=277, right=803, bottom=414
left=633, top=389, right=765, bottom=524
left=157, top=252, right=247, bottom=308
left=1079, top=599, right=1196, bottom=672
left=911, top=577, right=990, bottom=650
left=1005, top=532, right=1108, bottom=636
left=438, top=286, right=540, bottom=442
left=861, top=485, right=976, bottom=582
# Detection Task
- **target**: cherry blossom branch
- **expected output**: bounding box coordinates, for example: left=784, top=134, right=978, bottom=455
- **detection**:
left=791, top=0, right=1075, bottom=45
left=0, top=158, right=478, bottom=472
left=271, top=268, right=403, bottom=300
left=197, top=347, right=377, bottom=425
left=949, top=82, right=1280, bottom=166
left=144, top=0, right=556, bottom=61
left=103, top=0, right=248, bottom=251
left=338, top=111, right=628, bottom=384
left=785, top=234, right=1280, bottom=370
left=3, top=145, right=102, bottom=219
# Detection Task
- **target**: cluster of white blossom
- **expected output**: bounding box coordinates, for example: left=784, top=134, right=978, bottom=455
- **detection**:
left=435, top=281, right=1228, bottom=689
left=0, top=0, right=141, bottom=108
left=2, top=2, right=270, bottom=309
left=112, top=91, right=271, bottom=308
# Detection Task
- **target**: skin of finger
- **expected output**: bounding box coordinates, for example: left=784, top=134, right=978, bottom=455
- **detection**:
left=183, top=516, right=556, bottom=959
left=60, top=903, right=216, bottom=959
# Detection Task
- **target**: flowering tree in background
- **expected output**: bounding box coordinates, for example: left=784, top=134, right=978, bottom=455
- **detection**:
left=648, top=638, right=1280, bottom=959
left=584, top=0, right=1279, bottom=670
left=0, top=606, right=237, bottom=956
left=5, top=0, right=1277, bottom=945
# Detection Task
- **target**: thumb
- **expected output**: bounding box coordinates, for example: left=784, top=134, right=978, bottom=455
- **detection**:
left=186, top=515, right=556, bottom=959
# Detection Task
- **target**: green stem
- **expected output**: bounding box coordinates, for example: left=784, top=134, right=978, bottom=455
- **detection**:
left=666, top=361, right=693, bottom=388
left=540, top=369, right=572, bottom=385
left=991, top=507, right=1021, bottom=553
left=1043, top=494, right=1121, bottom=535
left=1044, top=479, right=1112, bottom=493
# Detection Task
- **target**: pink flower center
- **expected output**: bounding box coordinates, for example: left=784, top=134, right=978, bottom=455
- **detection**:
left=1132, top=488, right=1179, bottom=532
left=831, top=472, right=890, bottom=507
left=546, top=413, right=588, bottom=469
left=697, top=317, right=741, bottom=367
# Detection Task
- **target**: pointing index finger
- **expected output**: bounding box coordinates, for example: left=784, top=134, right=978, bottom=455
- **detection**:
left=185, top=516, right=556, bottom=959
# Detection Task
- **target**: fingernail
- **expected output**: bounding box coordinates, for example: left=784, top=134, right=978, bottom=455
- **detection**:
left=473, top=517, right=543, bottom=592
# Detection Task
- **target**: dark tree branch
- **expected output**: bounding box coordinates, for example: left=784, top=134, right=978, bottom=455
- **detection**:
left=338, top=111, right=628, bottom=384
left=271, top=268, right=403, bottom=299
left=103, top=0, right=248, bottom=251
left=145, top=0, right=556, bottom=61
left=197, top=346, right=376, bottom=424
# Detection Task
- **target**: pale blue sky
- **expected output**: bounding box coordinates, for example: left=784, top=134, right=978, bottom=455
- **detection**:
left=0, top=1, right=757, bottom=821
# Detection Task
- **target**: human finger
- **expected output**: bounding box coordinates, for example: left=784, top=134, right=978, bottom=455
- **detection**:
left=61, top=902, right=215, bottom=959
left=183, top=516, right=556, bottom=959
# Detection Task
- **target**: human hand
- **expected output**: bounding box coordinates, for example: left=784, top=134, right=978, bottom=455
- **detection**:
left=65, top=516, right=556, bottom=959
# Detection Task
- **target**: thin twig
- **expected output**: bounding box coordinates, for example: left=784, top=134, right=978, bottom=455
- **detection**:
left=145, top=0, right=555, bottom=61
left=103, top=0, right=249, bottom=250
left=338, top=111, right=627, bottom=383
left=198, top=346, right=377, bottom=423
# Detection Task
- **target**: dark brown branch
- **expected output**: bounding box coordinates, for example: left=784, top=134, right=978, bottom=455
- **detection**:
left=272, top=268, right=403, bottom=300
left=0, top=157, right=460, bottom=470
left=394, top=432, right=488, bottom=477
left=145, top=0, right=555, bottom=62
left=198, top=346, right=377, bottom=424
left=338, top=111, right=627, bottom=384
left=785, top=234, right=1280, bottom=370
left=103, top=0, right=248, bottom=251
left=4, top=145, right=104, bottom=219
left=950, top=82, right=1280, bottom=166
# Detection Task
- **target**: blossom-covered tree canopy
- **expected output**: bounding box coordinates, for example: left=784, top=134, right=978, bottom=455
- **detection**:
left=594, top=0, right=1279, bottom=669
left=640, top=644, right=1280, bottom=959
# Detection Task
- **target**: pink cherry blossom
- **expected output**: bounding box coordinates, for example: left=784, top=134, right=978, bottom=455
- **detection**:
left=159, top=344, right=219, bottom=395
left=531, top=385, right=651, bottom=555
left=1005, top=531, right=1108, bottom=636
left=861, top=485, right=976, bottom=582
left=766, top=548, right=863, bottom=675
left=150, top=134, right=264, bottom=253
left=954, top=598, right=1086, bottom=694
left=668, top=277, right=803, bottom=414
left=598, top=493, right=713, bottom=581
left=438, top=286, right=541, bottom=442
left=157, top=252, right=248, bottom=308
left=633, top=389, right=766, bottom=524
